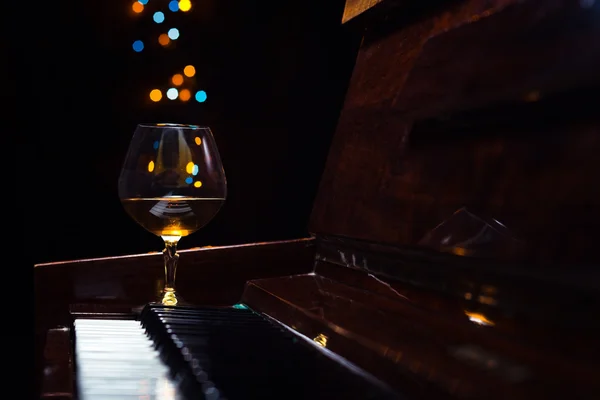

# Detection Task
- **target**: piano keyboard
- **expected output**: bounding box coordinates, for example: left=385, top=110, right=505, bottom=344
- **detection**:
left=74, top=318, right=182, bottom=400
left=73, top=305, right=400, bottom=400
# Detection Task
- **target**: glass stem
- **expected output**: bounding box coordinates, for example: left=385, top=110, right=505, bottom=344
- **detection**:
left=162, top=239, right=179, bottom=305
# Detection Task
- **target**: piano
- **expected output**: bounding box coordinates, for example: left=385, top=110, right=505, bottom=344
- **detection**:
left=35, top=0, right=600, bottom=399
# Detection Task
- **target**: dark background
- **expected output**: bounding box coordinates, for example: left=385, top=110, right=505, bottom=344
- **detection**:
left=28, top=0, right=362, bottom=264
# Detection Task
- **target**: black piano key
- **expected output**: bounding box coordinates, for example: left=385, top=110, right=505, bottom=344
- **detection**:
left=140, top=304, right=401, bottom=400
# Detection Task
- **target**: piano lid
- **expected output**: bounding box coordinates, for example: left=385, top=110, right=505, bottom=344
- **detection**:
left=310, top=0, right=600, bottom=267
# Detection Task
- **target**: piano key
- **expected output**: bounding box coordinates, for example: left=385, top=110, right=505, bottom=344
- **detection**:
left=139, top=305, right=401, bottom=400
left=78, top=369, right=171, bottom=379
left=74, top=306, right=401, bottom=400
left=74, top=318, right=183, bottom=400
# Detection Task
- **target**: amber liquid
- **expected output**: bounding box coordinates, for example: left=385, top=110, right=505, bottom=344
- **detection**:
left=121, top=197, right=225, bottom=238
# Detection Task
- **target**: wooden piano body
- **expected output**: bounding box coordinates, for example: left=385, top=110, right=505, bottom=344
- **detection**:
left=35, top=0, right=600, bottom=398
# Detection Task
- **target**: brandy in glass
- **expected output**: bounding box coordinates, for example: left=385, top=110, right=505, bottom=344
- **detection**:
left=118, top=123, right=227, bottom=305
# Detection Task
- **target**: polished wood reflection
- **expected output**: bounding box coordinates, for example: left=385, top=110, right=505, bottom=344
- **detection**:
left=311, top=0, right=600, bottom=266
left=242, top=246, right=600, bottom=399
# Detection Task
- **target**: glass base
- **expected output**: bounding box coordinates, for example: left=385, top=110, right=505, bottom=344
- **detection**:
left=155, top=289, right=188, bottom=306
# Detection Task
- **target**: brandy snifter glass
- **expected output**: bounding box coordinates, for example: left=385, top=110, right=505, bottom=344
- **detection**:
left=118, top=123, right=227, bottom=305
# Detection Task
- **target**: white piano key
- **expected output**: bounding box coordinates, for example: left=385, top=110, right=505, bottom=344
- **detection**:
left=76, top=362, right=170, bottom=373
left=75, top=318, right=182, bottom=400
left=76, top=351, right=161, bottom=361
left=75, top=319, right=141, bottom=325
left=78, top=369, right=171, bottom=379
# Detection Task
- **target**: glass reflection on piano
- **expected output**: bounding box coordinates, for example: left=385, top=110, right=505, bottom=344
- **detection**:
left=418, top=207, right=523, bottom=260
left=313, top=333, right=328, bottom=347
left=464, top=310, right=495, bottom=327
left=154, top=375, right=179, bottom=400
left=132, top=377, right=179, bottom=400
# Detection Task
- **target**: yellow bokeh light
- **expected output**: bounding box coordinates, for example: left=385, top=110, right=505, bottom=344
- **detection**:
left=194, top=136, right=202, bottom=145
left=132, top=2, right=144, bottom=13
left=172, top=74, right=184, bottom=86
left=183, top=65, right=195, bottom=77
left=149, top=89, right=162, bottom=102
left=179, top=89, right=191, bottom=102
left=186, top=162, right=195, bottom=174
left=179, top=0, right=192, bottom=12
left=158, top=34, right=170, bottom=46
left=148, top=160, right=155, bottom=172
left=194, top=181, right=202, bottom=188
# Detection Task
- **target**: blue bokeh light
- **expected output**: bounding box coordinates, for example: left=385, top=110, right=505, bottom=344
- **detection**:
left=185, top=177, right=193, bottom=184
left=138, top=0, right=149, bottom=4
left=132, top=40, right=144, bottom=52
left=153, top=11, right=165, bottom=23
left=167, top=28, right=179, bottom=40
left=192, top=164, right=199, bottom=176
left=195, top=90, right=207, bottom=103
left=153, top=140, right=159, bottom=150
left=168, top=0, right=179, bottom=12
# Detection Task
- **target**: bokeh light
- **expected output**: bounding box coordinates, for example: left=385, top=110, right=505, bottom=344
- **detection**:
left=186, top=162, right=195, bottom=174
left=195, top=90, right=207, bottom=102
left=138, top=0, right=148, bottom=4
left=153, top=11, right=165, bottom=23
left=172, top=74, right=184, bottom=86
left=132, top=40, right=144, bottom=52
left=194, top=181, right=202, bottom=188
left=183, top=65, right=196, bottom=77
left=132, top=2, right=144, bottom=13
left=148, top=160, right=155, bottom=172
left=185, top=177, right=193, bottom=184
left=168, top=28, right=180, bottom=40
left=158, top=34, right=170, bottom=46
left=150, top=89, right=162, bottom=102
left=179, top=89, right=191, bottom=101
left=178, top=0, right=192, bottom=12
left=166, top=88, right=179, bottom=100
left=168, top=0, right=179, bottom=12
left=194, top=136, right=202, bottom=145
left=192, top=164, right=199, bottom=175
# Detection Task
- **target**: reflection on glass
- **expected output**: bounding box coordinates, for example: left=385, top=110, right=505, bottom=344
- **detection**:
left=118, top=124, right=227, bottom=305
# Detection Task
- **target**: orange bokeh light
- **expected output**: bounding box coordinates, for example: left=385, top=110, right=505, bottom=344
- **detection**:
left=149, top=89, right=162, bottom=102
left=132, top=2, right=144, bottom=13
left=179, top=89, right=191, bottom=101
left=158, top=34, right=170, bottom=46
left=172, top=74, right=184, bottom=86
left=183, top=65, right=196, bottom=77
